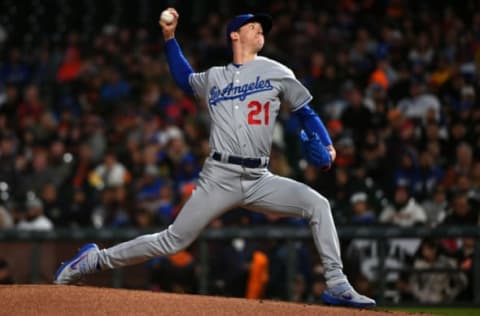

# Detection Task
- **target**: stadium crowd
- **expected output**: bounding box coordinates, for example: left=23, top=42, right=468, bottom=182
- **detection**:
left=0, top=0, right=479, bottom=304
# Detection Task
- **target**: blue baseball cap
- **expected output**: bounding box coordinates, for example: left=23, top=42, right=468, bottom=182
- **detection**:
left=226, top=13, right=272, bottom=44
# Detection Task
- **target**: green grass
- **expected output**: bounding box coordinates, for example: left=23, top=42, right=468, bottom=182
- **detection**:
left=385, top=307, right=480, bottom=316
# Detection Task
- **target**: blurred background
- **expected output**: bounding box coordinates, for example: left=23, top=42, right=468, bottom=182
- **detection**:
left=0, top=0, right=479, bottom=309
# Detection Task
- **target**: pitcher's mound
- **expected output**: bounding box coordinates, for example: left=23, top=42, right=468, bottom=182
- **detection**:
left=0, top=285, right=427, bottom=316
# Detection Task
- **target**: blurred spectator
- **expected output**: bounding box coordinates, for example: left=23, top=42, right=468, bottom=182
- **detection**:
left=0, top=84, right=20, bottom=118
left=245, top=250, right=269, bottom=299
left=48, top=139, right=74, bottom=188
left=157, top=127, right=200, bottom=186
left=470, top=162, right=480, bottom=208
left=349, top=192, right=376, bottom=224
left=441, top=193, right=478, bottom=226
left=0, top=84, right=5, bottom=107
left=66, top=188, right=93, bottom=227
left=388, top=63, right=411, bottom=104
left=408, top=32, right=434, bottom=66
left=409, top=238, right=467, bottom=303
left=393, top=149, right=421, bottom=198
left=136, top=165, right=164, bottom=201
left=326, top=119, right=344, bottom=143
left=454, top=238, right=475, bottom=301
left=440, top=193, right=478, bottom=254
left=366, top=85, right=390, bottom=132
left=359, top=131, right=390, bottom=188
left=175, top=181, right=196, bottom=214
left=32, top=46, right=59, bottom=88
left=300, top=164, right=328, bottom=196
left=152, top=182, right=176, bottom=226
left=291, top=274, right=307, bottom=302
left=344, top=237, right=408, bottom=302
left=417, top=150, right=444, bottom=201
left=266, top=240, right=312, bottom=300
left=340, top=87, right=372, bottom=143
left=133, top=208, right=155, bottom=229
left=210, top=238, right=258, bottom=298
left=379, top=185, right=427, bottom=270
left=16, top=195, right=54, bottom=231
left=149, top=250, right=196, bottom=294
left=83, top=115, right=107, bottom=163
left=57, top=47, right=83, bottom=83
left=328, top=168, right=356, bottom=223
left=311, top=62, right=340, bottom=105
left=40, top=183, right=65, bottom=226
left=379, top=185, right=427, bottom=227
left=0, top=131, right=18, bottom=190
left=394, top=271, right=415, bottom=303
left=72, top=143, right=93, bottom=184
left=91, top=187, right=131, bottom=228
left=18, top=148, right=57, bottom=197
left=0, top=48, right=30, bottom=85
left=334, top=136, right=356, bottom=168
left=163, top=87, right=197, bottom=125
left=17, top=84, right=45, bottom=130
left=420, top=122, right=448, bottom=165
left=89, top=151, right=131, bottom=190
left=451, top=174, right=475, bottom=198
left=0, top=258, right=14, bottom=284
left=100, top=67, right=131, bottom=104
left=397, top=79, right=441, bottom=123
left=445, top=118, right=471, bottom=157
left=421, top=186, right=448, bottom=228
left=307, top=274, right=326, bottom=304
left=0, top=205, right=13, bottom=229
left=442, top=142, right=474, bottom=188
left=369, top=59, right=394, bottom=91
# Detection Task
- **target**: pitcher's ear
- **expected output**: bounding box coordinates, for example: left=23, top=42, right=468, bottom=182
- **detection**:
left=230, top=31, right=240, bottom=42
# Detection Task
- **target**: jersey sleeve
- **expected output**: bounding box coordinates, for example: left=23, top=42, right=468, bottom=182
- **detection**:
left=279, top=70, right=313, bottom=111
left=189, top=72, right=208, bottom=98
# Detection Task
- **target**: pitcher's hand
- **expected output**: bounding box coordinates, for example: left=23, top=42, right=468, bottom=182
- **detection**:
left=159, top=8, right=179, bottom=40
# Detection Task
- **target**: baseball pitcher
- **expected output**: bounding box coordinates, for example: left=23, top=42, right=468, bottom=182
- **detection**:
left=54, top=8, right=375, bottom=308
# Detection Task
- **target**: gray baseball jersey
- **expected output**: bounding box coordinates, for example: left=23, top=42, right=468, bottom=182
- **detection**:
left=95, top=56, right=347, bottom=288
left=189, top=56, right=312, bottom=158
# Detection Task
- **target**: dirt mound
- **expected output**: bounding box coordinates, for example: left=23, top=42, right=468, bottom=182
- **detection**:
left=0, top=285, right=428, bottom=316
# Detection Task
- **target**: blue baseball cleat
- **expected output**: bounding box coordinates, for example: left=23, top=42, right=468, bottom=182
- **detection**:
left=321, top=281, right=376, bottom=308
left=54, top=243, right=100, bottom=285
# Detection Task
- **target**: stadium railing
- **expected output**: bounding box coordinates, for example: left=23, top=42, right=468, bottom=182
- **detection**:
left=0, top=225, right=479, bottom=305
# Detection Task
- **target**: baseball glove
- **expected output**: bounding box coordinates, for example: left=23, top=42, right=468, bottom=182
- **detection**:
left=299, top=130, right=332, bottom=170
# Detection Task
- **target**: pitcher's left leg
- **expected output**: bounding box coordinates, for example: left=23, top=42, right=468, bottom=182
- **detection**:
left=244, top=175, right=344, bottom=282
left=244, top=173, right=376, bottom=307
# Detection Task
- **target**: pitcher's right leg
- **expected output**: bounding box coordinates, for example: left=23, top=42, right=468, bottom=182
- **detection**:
left=54, top=171, right=243, bottom=284
left=98, top=178, right=243, bottom=269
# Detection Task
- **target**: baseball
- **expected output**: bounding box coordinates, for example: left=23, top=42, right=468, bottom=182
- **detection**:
left=160, top=10, right=174, bottom=24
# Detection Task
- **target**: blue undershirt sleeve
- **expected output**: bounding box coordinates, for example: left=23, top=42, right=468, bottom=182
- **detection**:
left=165, top=38, right=194, bottom=96
left=293, top=104, right=332, bottom=146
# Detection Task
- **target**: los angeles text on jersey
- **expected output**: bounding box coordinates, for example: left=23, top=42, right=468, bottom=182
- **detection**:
left=208, top=76, right=274, bottom=106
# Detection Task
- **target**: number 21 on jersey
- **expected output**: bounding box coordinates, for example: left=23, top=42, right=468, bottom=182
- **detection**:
left=247, top=101, right=270, bottom=125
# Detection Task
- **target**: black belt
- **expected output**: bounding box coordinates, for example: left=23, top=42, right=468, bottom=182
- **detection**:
left=212, top=152, right=267, bottom=168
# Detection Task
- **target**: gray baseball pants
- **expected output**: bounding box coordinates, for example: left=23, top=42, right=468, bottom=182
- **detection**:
left=96, top=158, right=347, bottom=286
